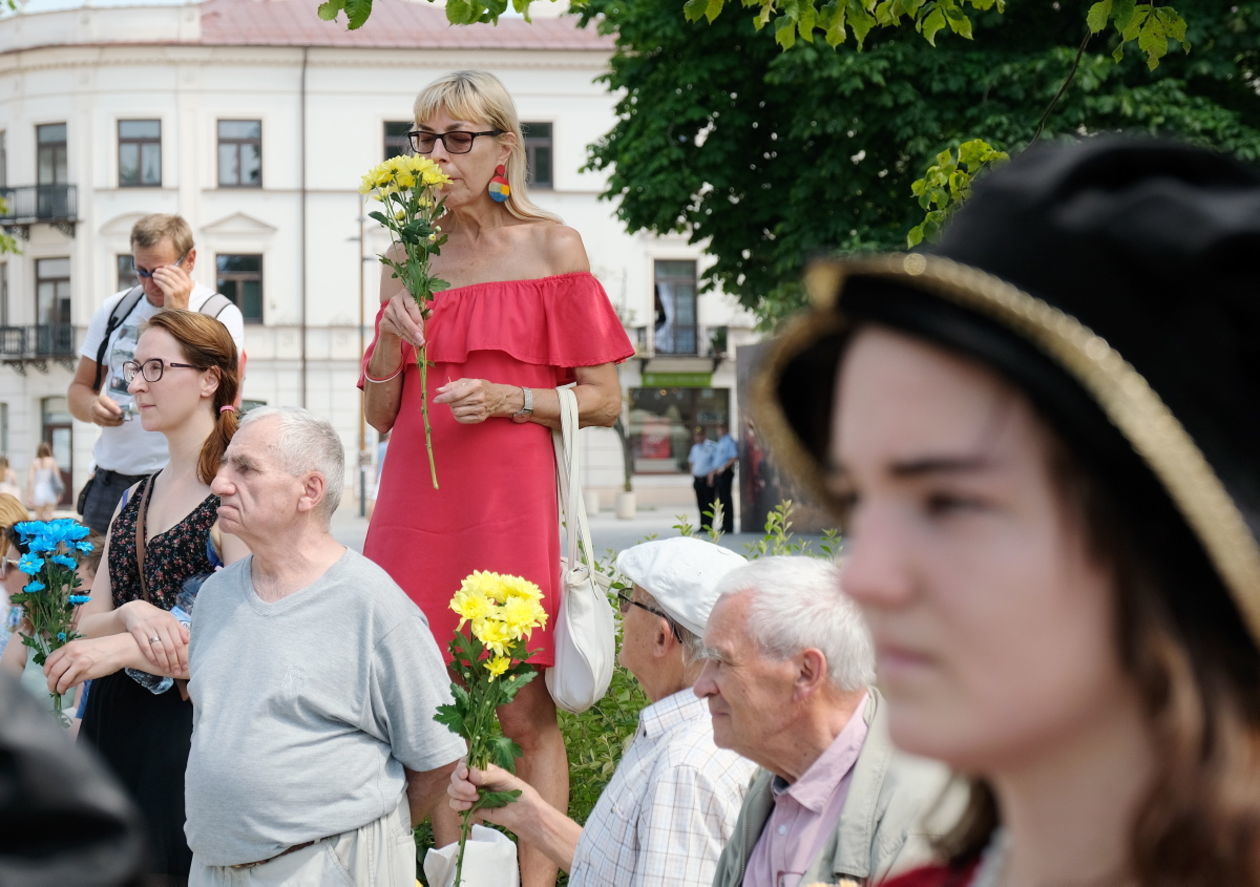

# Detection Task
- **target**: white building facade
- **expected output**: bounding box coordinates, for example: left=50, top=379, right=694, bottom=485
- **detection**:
left=0, top=0, right=758, bottom=513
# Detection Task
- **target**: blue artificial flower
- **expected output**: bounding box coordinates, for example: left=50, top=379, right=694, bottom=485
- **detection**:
left=68, top=594, right=91, bottom=605
left=51, top=554, right=78, bottom=570
left=74, top=540, right=96, bottom=553
left=14, top=518, right=90, bottom=552
left=56, top=631, right=66, bottom=641
left=49, top=518, right=91, bottom=543
left=22, top=580, right=45, bottom=593
left=17, top=553, right=44, bottom=576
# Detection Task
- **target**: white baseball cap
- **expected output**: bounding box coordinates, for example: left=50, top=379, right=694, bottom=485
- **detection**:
left=615, top=537, right=747, bottom=638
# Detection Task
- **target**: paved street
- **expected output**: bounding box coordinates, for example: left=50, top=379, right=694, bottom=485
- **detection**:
left=330, top=501, right=827, bottom=561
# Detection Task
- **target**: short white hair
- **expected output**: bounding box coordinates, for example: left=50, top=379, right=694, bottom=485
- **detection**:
left=239, top=406, right=344, bottom=520
left=713, top=556, right=874, bottom=691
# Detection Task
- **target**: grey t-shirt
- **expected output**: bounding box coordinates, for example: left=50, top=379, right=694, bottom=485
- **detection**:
left=184, top=549, right=466, bottom=866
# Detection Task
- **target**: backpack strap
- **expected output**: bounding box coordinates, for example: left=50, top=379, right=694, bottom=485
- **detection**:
left=91, top=286, right=145, bottom=393
left=197, top=293, right=233, bottom=320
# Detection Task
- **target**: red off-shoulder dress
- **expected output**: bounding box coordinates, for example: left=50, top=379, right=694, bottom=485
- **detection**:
left=360, top=273, right=634, bottom=666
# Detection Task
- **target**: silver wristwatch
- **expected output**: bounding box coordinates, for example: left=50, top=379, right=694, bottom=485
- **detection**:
left=512, top=386, right=534, bottom=423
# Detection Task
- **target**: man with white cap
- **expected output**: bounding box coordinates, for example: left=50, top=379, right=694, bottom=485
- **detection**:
left=448, top=537, right=756, bottom=886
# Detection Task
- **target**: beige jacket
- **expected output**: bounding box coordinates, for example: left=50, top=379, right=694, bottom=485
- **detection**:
left=711, top=690, right=953, bottom=887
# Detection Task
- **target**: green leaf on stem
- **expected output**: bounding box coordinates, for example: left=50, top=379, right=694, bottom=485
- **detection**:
left=476, top=789, right=523, bottom=809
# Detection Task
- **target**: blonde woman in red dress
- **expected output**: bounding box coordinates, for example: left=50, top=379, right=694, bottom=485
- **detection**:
left=360, top=70, right=633, bottom=887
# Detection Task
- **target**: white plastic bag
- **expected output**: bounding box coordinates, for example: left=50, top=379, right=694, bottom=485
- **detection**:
left=422, top=824, right=519, bottom=887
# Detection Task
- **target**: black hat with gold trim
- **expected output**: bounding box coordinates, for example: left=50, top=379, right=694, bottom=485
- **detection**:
left=755, top=137, right=1260, bottom=647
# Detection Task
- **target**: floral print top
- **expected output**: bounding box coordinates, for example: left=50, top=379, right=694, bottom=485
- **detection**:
left=108, top=472, right=220, bottom=611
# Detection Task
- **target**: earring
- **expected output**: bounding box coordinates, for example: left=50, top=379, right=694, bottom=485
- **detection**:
left=488, top=164, right=510, bottom=203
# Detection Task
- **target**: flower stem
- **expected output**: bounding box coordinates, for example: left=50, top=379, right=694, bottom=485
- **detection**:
left=418, top=347, right=439, bottom=489
left=453, top=807, right=473, bottom=887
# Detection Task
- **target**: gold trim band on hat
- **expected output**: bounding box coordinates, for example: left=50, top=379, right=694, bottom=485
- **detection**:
left=754, top=253, right=1260, bottom=645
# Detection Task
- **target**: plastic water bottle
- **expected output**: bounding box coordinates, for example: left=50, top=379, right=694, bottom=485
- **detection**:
left=125, top=582, right=199, bottom=695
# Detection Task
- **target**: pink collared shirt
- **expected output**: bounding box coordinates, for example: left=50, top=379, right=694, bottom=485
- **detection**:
left=742, top=693, right=871, bottom=887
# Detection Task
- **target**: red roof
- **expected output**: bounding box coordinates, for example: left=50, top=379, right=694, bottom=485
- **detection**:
left=198, top=0, right=613, bottom=49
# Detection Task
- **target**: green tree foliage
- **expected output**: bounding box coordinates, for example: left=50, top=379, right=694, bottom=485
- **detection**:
left=0, top=199, right=18, bottom=256
left=579, top=0, right=1260, bottom=325
left=316, top=0, right=1186, bottom=76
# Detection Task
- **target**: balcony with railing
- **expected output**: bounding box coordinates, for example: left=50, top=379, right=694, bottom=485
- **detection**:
left=0, top=184, right=79, bottom=238
left=630, top=323, right=729, bottom=376
left=0, top=324, right=79, bottom=373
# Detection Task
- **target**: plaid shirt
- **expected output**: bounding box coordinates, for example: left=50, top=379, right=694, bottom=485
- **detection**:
left=570, top=689, right=757, bottom=886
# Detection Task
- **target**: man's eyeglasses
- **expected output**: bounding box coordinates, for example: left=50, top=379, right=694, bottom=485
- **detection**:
left=133, top=253, right=188, bottom=279
left=616, top=589, right=683, bottom=642
left=122, top=357, right=203, bottom=385
left=408, top=129, right=505, bottom=155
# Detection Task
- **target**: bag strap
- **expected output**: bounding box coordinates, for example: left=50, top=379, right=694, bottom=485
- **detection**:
left=92, top=287, right=145, bottom=393
left=134, top=472, right=158, bottom=599
left=552, top=386, right=597, bottom=576
left=198, top=292, right=233, bottom=320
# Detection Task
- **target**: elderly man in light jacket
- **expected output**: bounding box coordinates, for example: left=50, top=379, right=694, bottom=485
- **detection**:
left=699, top=557, right=951, bottom=887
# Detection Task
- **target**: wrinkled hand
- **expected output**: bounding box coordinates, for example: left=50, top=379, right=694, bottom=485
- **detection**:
left=447, top=762, right=532, bottom=831
left=433, top=378, right=507, bottom=424
left=151, top=263, right=195, bottom=309
left=378, top=290, right=426, bottom=348
left=92, top=393, right=125, bottom=427
left=119, top=600, right=189, bottom=674
left=44, top=636, right=124, bottom=695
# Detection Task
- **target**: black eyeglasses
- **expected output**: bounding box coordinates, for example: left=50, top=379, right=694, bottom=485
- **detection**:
left=122, top=357, right=203, bottom=385
left=616, top=589, right=683, bottom=642
left=133, top=253, right=188, bottom=279
left=408, top=129, right=505, bottom=155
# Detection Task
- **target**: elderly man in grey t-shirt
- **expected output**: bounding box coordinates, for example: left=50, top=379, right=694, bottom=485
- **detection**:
left=184, top=406, right=465, bottom=885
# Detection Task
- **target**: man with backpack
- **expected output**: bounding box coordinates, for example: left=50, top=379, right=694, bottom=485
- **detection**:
left=67, top=213, right=245, bottom=534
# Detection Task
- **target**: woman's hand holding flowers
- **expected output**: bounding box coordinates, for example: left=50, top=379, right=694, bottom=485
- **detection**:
left=44, top=634, right=166, bottom=695
left=378, top=288, right=427, bottom=349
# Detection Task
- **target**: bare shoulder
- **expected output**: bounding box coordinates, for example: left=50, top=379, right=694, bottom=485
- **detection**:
left=529, top=223, right=589, bottom=276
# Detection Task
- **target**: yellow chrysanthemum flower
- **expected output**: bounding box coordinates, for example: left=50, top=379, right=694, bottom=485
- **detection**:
left=484, top=656, right=510, bottom=680
left=500, top=574, right=544, bottom=602
left=501, top=595, right=547, bottom=638
left=459, top=571, right=506, bottom=604
left=450, top=588, right=494, bottom=629
left=472, top=617, right=515, bottom=656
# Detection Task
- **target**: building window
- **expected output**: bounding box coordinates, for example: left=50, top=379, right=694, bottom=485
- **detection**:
left=653, top=260, right=698, bottom=355
left=37, top=123, right=68, bottom=185
left=522, top=122, right=553, bottom=189
left=0, top=130, right=7, bottom=187
left=35, top=257, right=73, bottom=355
left=218, top=120, right=262, bottom=188
left=216, top=254, right=263, bottom=322
left=0, top=403, right=8, bottom=457
left=118, top=119, right=162, bottom=187
left=41, top=396, right=73, bottom=503
left=116, top=254, right=137, bottom=293
left=384, top=121, right=411, bottom=161
left=627, top=387, right=729, bottom=475
left=0, top=262, right=8, bottom=327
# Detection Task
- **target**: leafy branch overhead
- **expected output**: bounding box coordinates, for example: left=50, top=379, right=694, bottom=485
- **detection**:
left=907, top=140, right=1008, bottom=248
left=313, top=0, right=1188, bottom=73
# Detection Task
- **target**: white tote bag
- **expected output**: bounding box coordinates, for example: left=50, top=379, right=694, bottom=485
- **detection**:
left=544, top=385, right=616, bottom=713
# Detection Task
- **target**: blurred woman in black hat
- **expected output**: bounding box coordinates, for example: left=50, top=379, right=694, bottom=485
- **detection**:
left=755, top=138, right=1260, bottom=886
